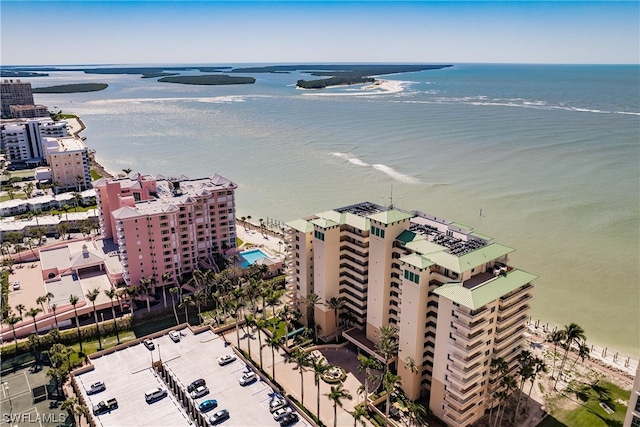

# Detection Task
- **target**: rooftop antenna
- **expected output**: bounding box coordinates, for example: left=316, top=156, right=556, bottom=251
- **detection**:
left=389, top=185, right=394, bottom=209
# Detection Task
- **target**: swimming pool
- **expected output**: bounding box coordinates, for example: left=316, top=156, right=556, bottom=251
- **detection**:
left=239, top=249, right=270, bottom=268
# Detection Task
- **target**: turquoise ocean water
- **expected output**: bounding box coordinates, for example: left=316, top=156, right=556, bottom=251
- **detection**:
left=28, top=64, right=639, bottom=355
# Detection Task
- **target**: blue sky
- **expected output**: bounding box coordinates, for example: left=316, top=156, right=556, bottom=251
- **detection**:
left=1, top=1, right=638, bottom=65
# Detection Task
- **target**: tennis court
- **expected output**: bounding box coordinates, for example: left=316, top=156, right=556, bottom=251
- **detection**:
left=0, top=363, right=71, bottom=426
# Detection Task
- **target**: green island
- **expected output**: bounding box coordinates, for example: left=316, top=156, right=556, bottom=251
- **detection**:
left=32, top=83, right=108, bottom=93
left=231, top=64, right=452, bottom=89
left=158, top=75, right=255, bottom=85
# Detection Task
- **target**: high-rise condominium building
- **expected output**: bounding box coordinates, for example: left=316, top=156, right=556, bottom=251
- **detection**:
left=43, top=136, right=91, bottom=192
left=624, top=365, right=640, bottom=427
left=1, top=118, right=68, bottom=165
left=94, top=173, right=237, bottom=291
left=285, top=202, right=535, bottom=427
left=1, top=79, right=35, bottom=118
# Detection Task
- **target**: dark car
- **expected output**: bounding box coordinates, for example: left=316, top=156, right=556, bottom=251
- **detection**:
left=279, top=413, right=299, bottom=427
left=187, top=378, right=206, bottom=393
left=198, top=399, right=218, bottom=413
left=209, top=409, right=230, bottom=425
left=92, top=398, right=118, bottom=415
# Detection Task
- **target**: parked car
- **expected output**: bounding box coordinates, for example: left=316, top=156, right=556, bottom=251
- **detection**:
left=143, top=339, right=155, bottom=350
left=169, top=330, right=181, bottom=342
left=187, top=378, right=206, bottom=393
left=144, top=387, right=167, bottom=403
left=272, top=406, right=293, bottom=421
left=198, top=399, right=218, bottom=413
left=209, top=409, right=230, bottom=425
left=12, top=281, right=19, bottom=290
left=217, top=354, right=237, bottom=366
left=190, top=385, right=209, bottom=399
left=279, top=413, right=299, bottom=427
left=87, top=381, right=106, bottom=395
left=269, top=398, right=287, bottom=413
left=239, top=372, right=257, bottom=386
left=92, top=398, right=118, bottom=415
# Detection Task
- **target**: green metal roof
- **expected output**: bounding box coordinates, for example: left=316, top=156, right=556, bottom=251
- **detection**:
left=396, top=230, right=417, bottom=244
left=286, top=218, right=314, bottom=233
left=400, top=253, right=435, bottom=270
left=407, top=242, right=515, bottom=274
left=433, top=269, right=537, bottom=309
left=368, top=209, right=413, bottom=225
left=316, top=210, right=343, bottom=224
left=311, top=217, right=339, bottom=229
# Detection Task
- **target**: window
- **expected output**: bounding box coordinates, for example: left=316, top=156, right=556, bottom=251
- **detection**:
left=314, top=230, right=325, bottom=241
left=635, top=396, right=640, bottom=413
left=631, top=415, right=640, bottom=427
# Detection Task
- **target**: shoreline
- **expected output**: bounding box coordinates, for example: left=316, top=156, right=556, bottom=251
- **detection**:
left=67, top=116, right=114, bottom=179
left=68, top=115, right=638, bottom=382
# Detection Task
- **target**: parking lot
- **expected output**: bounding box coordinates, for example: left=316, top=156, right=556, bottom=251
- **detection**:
left=76, top=327, right=310, bottom=427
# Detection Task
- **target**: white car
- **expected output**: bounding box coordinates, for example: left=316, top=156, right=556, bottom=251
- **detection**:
left=239, top=372, right=257, bottom=386
left=190, top=385, right=209, bottom=399
left=12, top=281, right=20, bottom=290
left=272, top=406, right=293, bottom=421
left=217, top=354, right=237, bottom=366
left=87, top=381, right=106, bottom=395
left=269, top=398, right=287, bottom=413
left=169, top=330, right=180, bottom=342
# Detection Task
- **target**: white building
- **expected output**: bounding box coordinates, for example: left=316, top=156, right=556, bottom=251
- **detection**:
left=1, top=118, right=68, bottom=165
left=43, top=136, right=91, bottom=192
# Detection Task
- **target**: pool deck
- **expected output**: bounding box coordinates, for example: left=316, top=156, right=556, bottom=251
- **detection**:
left=235, top=224, right=285, bottom=257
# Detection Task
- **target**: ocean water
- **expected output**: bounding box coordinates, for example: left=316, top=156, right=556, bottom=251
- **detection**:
left=28, top=63, right=640, bottom=355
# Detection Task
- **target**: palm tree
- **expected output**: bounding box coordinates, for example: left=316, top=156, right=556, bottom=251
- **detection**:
left=85, top=288, right=102, bottom=350
left=357, top=354, right=380, bottom=402
left=104, top=288, right=120, bottom=344
left=325, top=383, right=353, bottom=427
left=36, top=295, right=47, bottom=314
left=351, top=404, right=369, bottom=427
left=324, top=296, right=346, bottom=343
left=69, top=295, right=83, bottom=353
left=75, top=175, right=84, bottom=192
left=263, top=334, right=282, bottom=380
left=488, top=357, right=508, bottom=426
left=24, top=181, right=35, bottom=198
left=289, top=347, right=311, bottom=406
left=161, top=272, right=172, bottom=308
left=255, top=317, right=268, bottom=368
left=406, top=400, right=428, bottom=427
left=304, top=293, right=321, bottom=341
left=548, top=329, right=565, bottom=379
left=169, top=287, right=180, bottom=325
left=554, top=323, right=586, bottom=389
left=178, top=295, right=195, bottom=324
left=376, top=326, right=399, bottom=378
left=44, top=292, right=55, bottom=310
left=75, top=403, right=89, bottom=427
left=527, top=357, right=548, bottom=400
left=496, top=374, right=517, bottom=427
left=569, top=340, right=591, bottom=371
left=139, top=277, right=152, bottom=312
left=122, top=168, right=132, bottom=177
left=15, top=303, right=26, bottom=319
left=514, top=350, right=534, bottom=423
left=27, top=307, right=42, bottom=336
left=61, top=397, right=77, bottom=422
left=6, top=313, right=21, bottom=351
left=311, top=355, right=330, bottom=419
left=243, top=314, right=256, bottom=359
left=125, top=286, right=138, bottom=317
left=382, top=371, right=401, bottom=427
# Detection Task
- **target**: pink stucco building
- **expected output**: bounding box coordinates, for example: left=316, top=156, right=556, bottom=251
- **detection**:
left=94, top=173, right=237, bottom=292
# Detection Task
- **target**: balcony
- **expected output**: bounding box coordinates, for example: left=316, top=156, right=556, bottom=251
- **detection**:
left=448, top=359, right=483, bottom=378
left=499, top=293, right=532, bottom=315
left=453, top=316, right=489, bottom=335
left=451, top=328, right=486, bottom=348
left=455, top=306, right=489, bottom=322
left=500, top=283, right=533, bottom=303
left=495, top=314, right=528, bottom=337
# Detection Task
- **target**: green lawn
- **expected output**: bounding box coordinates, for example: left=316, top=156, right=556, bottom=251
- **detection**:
left=541, top=380, right=630, bottom=427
